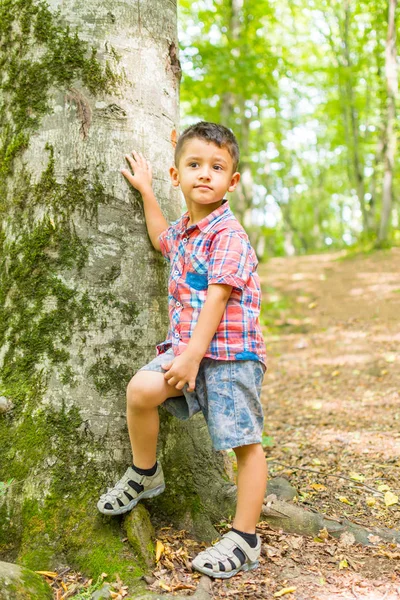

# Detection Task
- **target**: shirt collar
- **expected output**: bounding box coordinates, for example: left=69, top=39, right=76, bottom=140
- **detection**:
left=180, top=200, right=231, bottom=234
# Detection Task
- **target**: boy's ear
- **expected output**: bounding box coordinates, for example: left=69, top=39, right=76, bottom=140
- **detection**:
left=169, top=165, right=180, bottom=187
left=228, top=171, right=240, bottom=193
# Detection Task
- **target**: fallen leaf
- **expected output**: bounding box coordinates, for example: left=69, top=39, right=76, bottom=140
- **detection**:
left=318, top=527, right=329, bottom=541
left=172, top=583, right=196, bottom=591
left=349, top=472, right=365, bottom=483
left=274, top=587, right=297, bottom=597
left=155, top=540, right=165, bottom=562
left=378, top=484, right=390, bottom=492
left=368, top=534, right=382, bottom=544
left=384, top=491, right=399, bottom=507
left=35, top=571, right=58, bottom=579
left=311, top=483, right=326, bottom=491
left=366, top=497, right=376, bottom=507
left=159, top=581, right=172, bottom=591
left=337, top=496, right=353, bottom=505
left=339, top=558, right=349, bottom=570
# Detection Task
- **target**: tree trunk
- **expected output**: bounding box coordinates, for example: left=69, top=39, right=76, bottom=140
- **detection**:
left=341, top=1, right=368, bottom=235
left=378, top=0, right=398, bottom=244
left=0, top=0, right=232, bottom=586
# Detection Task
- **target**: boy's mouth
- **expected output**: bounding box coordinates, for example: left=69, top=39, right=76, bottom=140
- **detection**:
left=195, top=185, right=212, bottom=190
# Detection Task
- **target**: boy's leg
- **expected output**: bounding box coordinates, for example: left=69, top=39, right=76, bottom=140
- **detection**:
left=97, top=369, right=183, bottom=515
left=232, top=442, right=267, bottom=533
left=191, top=443, right=267, bottom=578
left=126, top=370, right=183, bottom=468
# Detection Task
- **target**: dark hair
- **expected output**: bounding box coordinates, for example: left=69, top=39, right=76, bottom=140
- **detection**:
left=174, top=121, right=240, bottom=171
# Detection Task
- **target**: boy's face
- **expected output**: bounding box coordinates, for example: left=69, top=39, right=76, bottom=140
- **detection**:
left=169, top=138, right=240, bottom=210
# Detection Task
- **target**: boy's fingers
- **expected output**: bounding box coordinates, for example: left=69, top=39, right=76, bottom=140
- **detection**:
left=126, top=153, right=136, bottom=164
left=121, top=169, right=134, bottom=183
left=161, top=362, right=172, bottom=371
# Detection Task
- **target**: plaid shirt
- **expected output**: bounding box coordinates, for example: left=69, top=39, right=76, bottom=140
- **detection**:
left=157, top=201, right=267, bottom=366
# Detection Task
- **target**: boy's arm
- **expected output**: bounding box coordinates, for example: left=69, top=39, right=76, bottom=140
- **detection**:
left=121, top=150, right=168, bottom=251
left=162, top=283, right=232, bottom=391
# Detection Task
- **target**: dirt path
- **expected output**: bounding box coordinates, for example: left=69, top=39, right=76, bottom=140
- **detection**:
left=148, top=250, right=400, bottom=600
left=252, top=248, right=400, bottom=599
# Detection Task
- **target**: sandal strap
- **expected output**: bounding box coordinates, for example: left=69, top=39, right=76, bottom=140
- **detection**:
left=99, top=466, right=159, bottom=505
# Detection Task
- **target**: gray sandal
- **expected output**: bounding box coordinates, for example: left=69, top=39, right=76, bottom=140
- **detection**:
left=97, top=463, right=165, bottom=515
left=191, top=531, right=261, bottom=579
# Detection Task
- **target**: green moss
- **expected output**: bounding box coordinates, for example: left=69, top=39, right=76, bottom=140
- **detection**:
left=0, top=402, right=144, bottom=582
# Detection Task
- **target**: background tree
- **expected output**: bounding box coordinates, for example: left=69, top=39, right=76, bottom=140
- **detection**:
left=0, top=0, right=234, bottom=585
left=178, top=0, right=400, bottom=254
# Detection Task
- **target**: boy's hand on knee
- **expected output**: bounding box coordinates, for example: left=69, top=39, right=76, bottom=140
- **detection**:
left=161, top=352, right=200, bottom=392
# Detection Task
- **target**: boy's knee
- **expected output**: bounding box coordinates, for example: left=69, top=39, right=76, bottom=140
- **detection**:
left=126, top=374, right=149, bottom=410
left=126, top=371, right=164, bottom=410
left=233, top=443, right=263, bottom=459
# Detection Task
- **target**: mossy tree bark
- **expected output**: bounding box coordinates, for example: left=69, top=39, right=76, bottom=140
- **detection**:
left=0, top=0, right=234, bottom=586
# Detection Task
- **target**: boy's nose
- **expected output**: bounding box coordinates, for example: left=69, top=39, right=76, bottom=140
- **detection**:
left=198, top=168, right=211, bottom=180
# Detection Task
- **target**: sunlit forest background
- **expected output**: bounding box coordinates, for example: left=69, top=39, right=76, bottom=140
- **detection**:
left=177, top=0, right=399, bottom=257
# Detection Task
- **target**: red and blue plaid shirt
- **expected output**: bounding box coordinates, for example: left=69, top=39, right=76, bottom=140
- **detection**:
left=157, top=201, right=267, bottom=366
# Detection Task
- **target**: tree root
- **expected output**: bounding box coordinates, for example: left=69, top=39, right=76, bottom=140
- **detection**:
left=262, top=492, right=400, bottom=545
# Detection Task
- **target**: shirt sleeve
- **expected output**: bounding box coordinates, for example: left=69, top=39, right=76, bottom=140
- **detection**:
left=208, top=230, right=257, bottom=290
left=158, top=227, right=173, bottom=261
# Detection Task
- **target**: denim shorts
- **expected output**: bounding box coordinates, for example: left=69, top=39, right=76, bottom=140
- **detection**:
left=140, top=348, right=265, bottom=451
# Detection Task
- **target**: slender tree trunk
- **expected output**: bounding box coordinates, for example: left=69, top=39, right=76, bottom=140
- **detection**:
left=220, top=0, right=243, bottom=126
left=378, top=0, right=398, bottom=243
left=341, top=1, right=368, bottom=235
left=0, top=0, right=233, bottom=585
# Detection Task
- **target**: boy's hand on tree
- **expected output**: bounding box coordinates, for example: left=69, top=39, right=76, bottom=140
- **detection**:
left=121, top=150, right=152, bottom=195
left=162, top=352, right=200, bottom=392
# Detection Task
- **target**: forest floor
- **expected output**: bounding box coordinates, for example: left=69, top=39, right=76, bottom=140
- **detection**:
left=59, top=248, right=400, bottom=600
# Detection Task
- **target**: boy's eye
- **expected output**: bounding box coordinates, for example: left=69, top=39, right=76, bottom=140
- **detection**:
left=189, top=162, right=198, bottom=168
left=213, top=165, right=223, bottom=170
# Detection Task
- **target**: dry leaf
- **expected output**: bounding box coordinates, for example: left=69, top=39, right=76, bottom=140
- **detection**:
left=368, top=534, right=382, bottom=544
left=155, top=540, right=165, bottom=562
left=274, top=586, right=297, bottom=597
left=311, top=483, right=326, bottom=491
left=319, top=527, right=329, bottom=540
left=339, top=558, right=349, bottom=569
left=378, top=484, right=390, bottom=492
left=384, top=491, right=399, bottom=507
left=35, top=571, right=58, bottom=578
left=337, top=496, right=352, bottom=505
left=159, top=580, right=172, bottom=591
left=366, top=497, right=376, bottom=507
left=349, top=472, right=365, bottom=482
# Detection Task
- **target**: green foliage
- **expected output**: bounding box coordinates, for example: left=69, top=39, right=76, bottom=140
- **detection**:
left=179, top=0, right=399, bottom=253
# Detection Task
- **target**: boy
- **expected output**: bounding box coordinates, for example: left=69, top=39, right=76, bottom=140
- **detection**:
left=97, top=122, right=267, bottom=579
